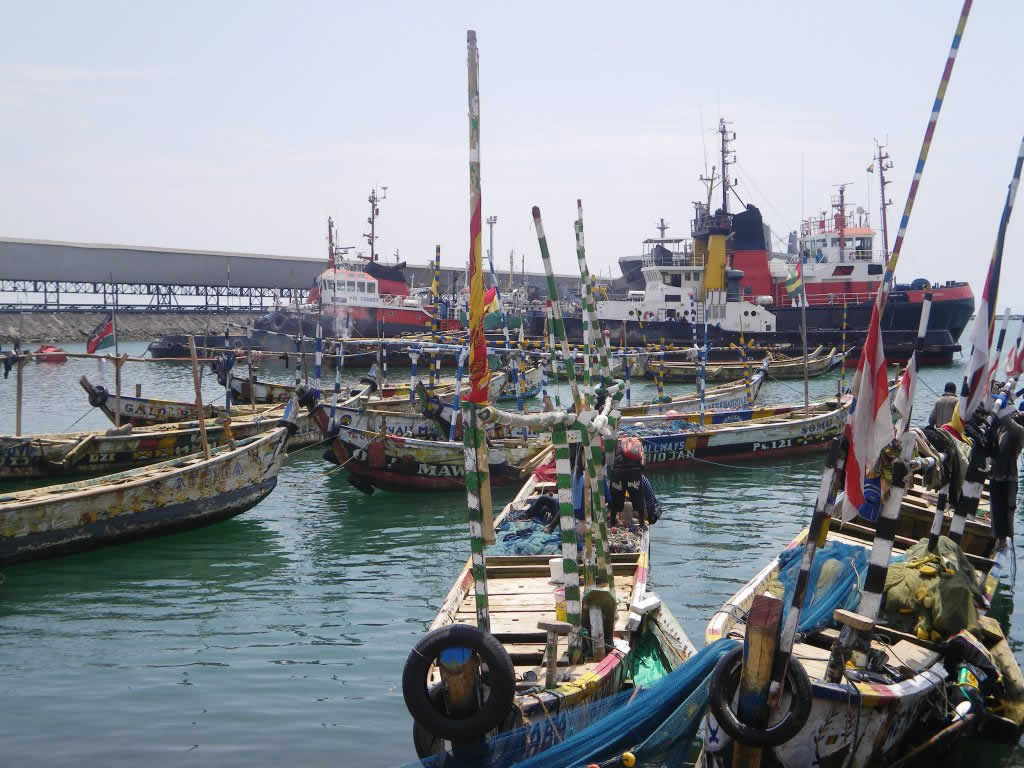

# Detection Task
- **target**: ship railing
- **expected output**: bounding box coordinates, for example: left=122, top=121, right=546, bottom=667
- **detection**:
left=641, top=250, right=705, bottom=269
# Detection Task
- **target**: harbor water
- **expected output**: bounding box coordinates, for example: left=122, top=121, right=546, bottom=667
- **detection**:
left=2, top=336, right=1023, bottom=766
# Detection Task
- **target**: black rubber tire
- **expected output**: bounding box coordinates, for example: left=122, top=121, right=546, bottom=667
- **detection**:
left=402, top=624, right=515, bottom=742
left=709, top=645, right=812, bottom=748
left=88, top=386, right=108, bottom=408
left=412, top=685, right=449, bottom=759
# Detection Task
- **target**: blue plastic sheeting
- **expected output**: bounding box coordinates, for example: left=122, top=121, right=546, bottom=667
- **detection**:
left=777, top=540, right=868, bottom=634
left=400, top=639, right=738, bottom=768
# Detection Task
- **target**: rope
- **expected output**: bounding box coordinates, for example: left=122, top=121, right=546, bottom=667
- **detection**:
left=62, top=406, right=96, bottom=433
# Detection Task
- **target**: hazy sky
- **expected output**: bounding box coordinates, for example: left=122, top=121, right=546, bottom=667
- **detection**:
left=1, top=1, right=1022, bottom=307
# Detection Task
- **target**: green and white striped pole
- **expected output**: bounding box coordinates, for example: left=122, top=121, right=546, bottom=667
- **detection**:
left=574, top=200, right=615, bottom=595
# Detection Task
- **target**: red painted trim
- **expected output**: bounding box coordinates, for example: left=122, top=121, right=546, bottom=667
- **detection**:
left=644, top=440, right=831, bottom=469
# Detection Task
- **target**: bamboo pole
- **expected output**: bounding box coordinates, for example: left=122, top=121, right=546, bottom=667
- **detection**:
left=462, top=29, right=493, bottom=637
left=188, top=336, right=211, bottom=460
left=15, top=352, right=25, bottom=436
left=113, top=354, right=124, bottom=428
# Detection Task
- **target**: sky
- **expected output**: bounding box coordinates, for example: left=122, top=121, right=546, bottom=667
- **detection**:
left=1, top=0, right=1022, bottom=307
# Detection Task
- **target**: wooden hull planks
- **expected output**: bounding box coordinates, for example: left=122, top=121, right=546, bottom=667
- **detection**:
left=0, top=428, right=288, bottom=564
left=321, top=423, right=547, bottom=491
left=653, top=346, right=843, bottom=382
left=0, top=407, right=318, bottom=480
left=624, top=401, right=848, bottom=469
left=619, top=367, right=767, bottom=417
left=81, top=376, right=273, bottom=427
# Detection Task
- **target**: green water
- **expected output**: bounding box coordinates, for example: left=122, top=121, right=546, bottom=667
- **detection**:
left=1, top=338, right=1022, bottom=766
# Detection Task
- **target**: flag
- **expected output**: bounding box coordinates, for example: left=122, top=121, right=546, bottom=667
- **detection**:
left=962, top=137, right=1023, bottom=418
left=892, top=356, right=918, bottom=434
left=86, top=312, right=115, bottom=354
left=841, top=301, right=894, bottom=522
left=959, top=252, right=1002, bottom=420
left=784, top=262, right=804, bottom=303
left=483, top=286, right=500, bottom=315
left=307, top=276, right=321, bottom=304
left=1007, top=340, right=1023, bottom=378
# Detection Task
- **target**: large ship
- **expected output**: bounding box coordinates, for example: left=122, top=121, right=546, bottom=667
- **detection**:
left=251, top=189, right=460, bottom=347
left=528, top=125, right=973, bottom=364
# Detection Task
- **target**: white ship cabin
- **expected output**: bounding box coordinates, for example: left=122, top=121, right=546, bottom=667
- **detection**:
left=596, top=238, right=774, bottom=333
left=763, top=211, right=885, bottom=307
left=317, top=269, right=379, bottom=307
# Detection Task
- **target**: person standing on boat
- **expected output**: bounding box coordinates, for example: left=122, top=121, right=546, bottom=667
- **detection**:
left=928, top=382, right=959, bottom=427
left=608, top=437, right=661, bottom=525
left=990, top=403, right=1024, bottom=551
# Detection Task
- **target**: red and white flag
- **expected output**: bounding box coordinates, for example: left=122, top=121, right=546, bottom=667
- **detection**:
left=1007, top=339, right=1023, bottom=379
left=960, top=254, right=1002, bottom=420
left=842, top=301, right=894, bottom=522
left=892, top=354, right=918, bottom=434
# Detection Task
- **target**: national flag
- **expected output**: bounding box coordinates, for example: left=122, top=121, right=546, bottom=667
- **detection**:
left=307, top=276, right=321, bottom=305
left=483, top=286, right=500, bottom=315
left=86, top=312, right=115, bottom=354
left=784, top=262, right=804, bottom=302
left=892, top=357, right=918, bottom=434
left=841, top=301, right=894, bottom=522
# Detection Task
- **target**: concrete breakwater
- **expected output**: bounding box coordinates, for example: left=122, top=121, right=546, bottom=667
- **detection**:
left=0, top=311, right=253, bottom=345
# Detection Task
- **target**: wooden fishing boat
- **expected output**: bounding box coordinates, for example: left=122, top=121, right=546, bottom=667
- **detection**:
left=620, top=361, right=768, bottom=417
left=0, top=425, right=290, bottom=564
left=653, top=346, right=842, bottom=383
left=407, top=455, right=697, bottom=756
left=703, top=504, right=1024, bottom=767
left=622, top=398, right=849, bottom=469
left=80, top=375, right=275, bottom=426
left=496, top=364, right=543, bottom=401
left=321, top=423, right=549, bottom=491
left=0, top=401, right=317, bottom=480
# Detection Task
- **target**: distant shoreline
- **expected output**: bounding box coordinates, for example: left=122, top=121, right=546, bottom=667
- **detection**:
left=0, top=310, right=253, bottom=345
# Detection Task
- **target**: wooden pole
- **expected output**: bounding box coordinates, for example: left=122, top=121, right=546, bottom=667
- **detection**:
left=114, top=355, right=124, bottom=428
left=733, top=595, right=783, bottom=768
left=15, top=353, right=25, bottom=436
left=188, top=336, right=211, bottom=460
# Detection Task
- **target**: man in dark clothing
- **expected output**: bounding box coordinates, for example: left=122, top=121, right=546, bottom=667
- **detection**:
left=990, top=404, right=1024, bottom=550
left=928, top=382, right=958, bottom=427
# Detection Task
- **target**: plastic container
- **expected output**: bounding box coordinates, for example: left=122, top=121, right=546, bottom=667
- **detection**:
left=554, top=586, right=567, bottom=622
left=548, top=557, right=563, bottom=584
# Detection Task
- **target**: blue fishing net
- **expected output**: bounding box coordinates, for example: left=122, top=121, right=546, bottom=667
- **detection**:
left=399, top=638, right=738, bottom=768
left=776, top=540, right=868, bottom=634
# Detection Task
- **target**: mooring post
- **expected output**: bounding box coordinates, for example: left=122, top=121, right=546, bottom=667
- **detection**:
left=733, top=594, right=783, bottom=768
left=538, top=620, right=572, bottom=688
left=113, top=354, right=125, bottom=428
left=15, top=352, right=25, bottom=436
left=188, top=336, right=211, bottom=460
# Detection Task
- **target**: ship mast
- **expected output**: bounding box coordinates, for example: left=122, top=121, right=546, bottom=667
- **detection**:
left=832, top=184, right=849, bottom=263
left=364, top=186, right=387, bottom=262
left=873, top=141, right=894, bottom=258
left=718, top=118, right=736, bottom=213
left=327, top=217, right=336, bottom=269
left=655, top=218, right=670, bottom=238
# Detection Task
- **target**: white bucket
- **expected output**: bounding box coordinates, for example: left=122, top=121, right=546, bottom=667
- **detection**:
left=548, top=557, right=563, bottom=584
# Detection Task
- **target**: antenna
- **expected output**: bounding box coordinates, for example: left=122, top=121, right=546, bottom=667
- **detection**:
left=718, top=118, right=737, bottom=213
left=363, top=186, right=387, bottom=262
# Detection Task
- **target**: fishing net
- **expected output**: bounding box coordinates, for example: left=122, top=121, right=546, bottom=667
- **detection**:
left=881, top=535, right=984, bottom=642
left=399, top=639, right=738, bottom=768
left=770, top=540, right=868, bottom=634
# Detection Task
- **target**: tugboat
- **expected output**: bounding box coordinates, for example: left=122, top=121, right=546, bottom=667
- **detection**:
left=251, top=188, right=460, bottom=348
left=530, top=124, right=974, bottom=365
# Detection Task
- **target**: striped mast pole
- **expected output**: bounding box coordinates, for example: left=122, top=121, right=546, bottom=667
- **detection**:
left=408, top=344, right=419, bottom=403
left=575, top=200, right=616, bottom=595
left=847, top=293, right=932, bottom=650
left=545, top=300, right=561, bottom=406
left=328, top=341, right=343, bottom=434
left=462, top=29, right=494, bottom=633
left=430, top=246, right=441, bottom=387
left=534, top=205, right=585, bottom=660
left=987, top=308, right=1011, bottom=405
left=951, top=135, right=1023, bottom=546
left=450, top=346, right=469, bottom=442
left=770, top=0, right=972, bottom=706
left=839, top=299, right=848, bottom=396
left=485, top=226, right=523, bottom=412
left=313, top=311, right=323, bottom=403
